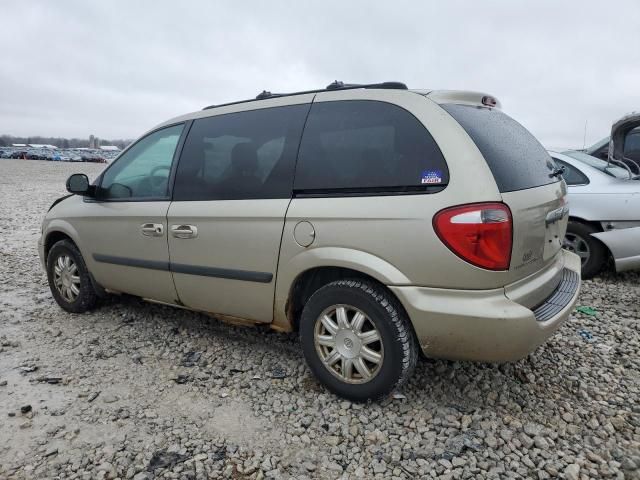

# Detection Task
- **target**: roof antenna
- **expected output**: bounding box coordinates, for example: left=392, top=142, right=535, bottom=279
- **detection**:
left=582, top=120, right=588, bottom=150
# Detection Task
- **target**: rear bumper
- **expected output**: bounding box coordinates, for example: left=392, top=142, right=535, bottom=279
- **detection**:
left=390, top=250, right=581, bottom=362
left=592, top=226, right=640, bottom=272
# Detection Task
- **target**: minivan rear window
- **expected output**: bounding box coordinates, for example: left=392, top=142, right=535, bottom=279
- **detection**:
left=442, top=104, right=557, bottom=193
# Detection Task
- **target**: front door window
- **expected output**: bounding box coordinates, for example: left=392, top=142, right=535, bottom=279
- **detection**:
left=99, top=124, right=184, bottom=199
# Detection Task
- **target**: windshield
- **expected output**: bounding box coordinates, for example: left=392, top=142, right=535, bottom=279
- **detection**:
left=562, top=150, right=631, bottom=179
left=586, top=136, right=609, bottom=154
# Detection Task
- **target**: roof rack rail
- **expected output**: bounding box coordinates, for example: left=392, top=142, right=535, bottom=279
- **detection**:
left=325, top=80, right=407, bottom=91
left=256, top=90, right=274, bottom=100
left=203, top=81, right=408, bottom=110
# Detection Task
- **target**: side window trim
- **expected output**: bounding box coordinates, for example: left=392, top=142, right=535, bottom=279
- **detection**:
left=167, top=120, right=193, bottom=200
left=293, top=184, right=446, bottom=198
left=90, top=122, right=188, bottom=203
left=290, top=96, right=315, bottom=192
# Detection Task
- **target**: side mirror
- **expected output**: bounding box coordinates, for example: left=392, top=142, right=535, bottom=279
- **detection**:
left=66, top=173, right=93, bottom=196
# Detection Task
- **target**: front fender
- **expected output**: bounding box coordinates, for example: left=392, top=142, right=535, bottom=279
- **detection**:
left=272, top=247, right=410, bottom=331
left=592, top=226, right=640, bottom=272
left=42, top=219, right=84, bottom=257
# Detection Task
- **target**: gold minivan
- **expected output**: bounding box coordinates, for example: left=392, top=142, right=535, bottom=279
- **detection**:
left=39, top=81, right=581, bottom=401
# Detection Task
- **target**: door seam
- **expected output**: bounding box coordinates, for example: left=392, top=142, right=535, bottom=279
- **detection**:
left=164, top=201, right=184, bottom=305
left=270, top=95, right=317, bottom=323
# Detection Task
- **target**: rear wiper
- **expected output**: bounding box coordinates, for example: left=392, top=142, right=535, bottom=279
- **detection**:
left=549, top=166, right=565, bottom=178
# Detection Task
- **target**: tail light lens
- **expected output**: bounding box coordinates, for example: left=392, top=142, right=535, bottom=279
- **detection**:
left=433, top=203, right=512, bottom=270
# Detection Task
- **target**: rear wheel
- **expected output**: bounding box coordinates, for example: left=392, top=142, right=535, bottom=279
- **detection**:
left=47, top=239, right=98, bottom=313
left=563, top=221, right=606, bottom=279
left=300, top=279, right=418, bottom=401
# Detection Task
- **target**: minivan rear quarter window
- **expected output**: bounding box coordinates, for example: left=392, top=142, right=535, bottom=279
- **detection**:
left=442, top=104, right=556, bottom=193
left=294, top=100, right=448, bottom=193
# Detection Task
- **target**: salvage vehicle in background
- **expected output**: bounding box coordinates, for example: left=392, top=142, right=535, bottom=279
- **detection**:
left=561, top=150, right=637, bottom=180
left=40, top=81, right=581, bottom=401
left=550, top=151, right=640, bottom=278
left=584, top=113, right=640, bottom=175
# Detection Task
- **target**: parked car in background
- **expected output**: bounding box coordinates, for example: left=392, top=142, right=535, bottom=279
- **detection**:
left=550, top=151, right=640, bottom=278
left=584, top=113, right=640, bottom=175
left=80, top=153, right=107, bottom=163
left=561, top=150, right=638, bottom=180
left=27, top=149, right=55, bottom=161
left=40, top=81, right=581, bottom=400
left=0, top=147, right=119, bottom=163
left=10, top=150, right=28, bottom=159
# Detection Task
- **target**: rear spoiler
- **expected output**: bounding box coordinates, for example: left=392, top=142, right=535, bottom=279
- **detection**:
left=421, top=90, right=502, bottom=110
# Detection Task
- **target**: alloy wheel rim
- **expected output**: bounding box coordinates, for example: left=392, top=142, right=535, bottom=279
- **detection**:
left=53, top=254, right=81, bottom=302
left=314, top=304, right=384, bottom=384
left=563, top=233, right=590, bottom=266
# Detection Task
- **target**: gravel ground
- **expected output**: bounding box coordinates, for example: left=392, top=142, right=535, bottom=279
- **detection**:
left=0, top=159, right=639, bottom=480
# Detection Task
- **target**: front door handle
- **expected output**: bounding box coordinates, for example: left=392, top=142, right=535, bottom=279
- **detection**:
left=171, top=224, right=198, bottom=239
left=141, top=223, right=164, bottom=237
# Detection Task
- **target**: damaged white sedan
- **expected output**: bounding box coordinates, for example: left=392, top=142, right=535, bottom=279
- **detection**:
left=549, top=150, right=640, bottom=278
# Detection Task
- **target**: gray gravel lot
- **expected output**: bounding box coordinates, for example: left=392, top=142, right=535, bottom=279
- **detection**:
left=0, top=159, right=639, bottom=480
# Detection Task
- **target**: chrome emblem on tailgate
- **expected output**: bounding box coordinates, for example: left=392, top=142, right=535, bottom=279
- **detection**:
left=545, top=205, right=569, bottom=226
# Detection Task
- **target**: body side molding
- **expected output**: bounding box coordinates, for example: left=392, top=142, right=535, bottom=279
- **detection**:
left=92, top=254, right=273, bottom=283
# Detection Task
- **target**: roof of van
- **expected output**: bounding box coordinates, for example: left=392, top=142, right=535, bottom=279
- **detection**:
left=157, top=82, right=501, bottom=130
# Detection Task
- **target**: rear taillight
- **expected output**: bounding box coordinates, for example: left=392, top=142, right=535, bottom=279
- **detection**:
left=433, top=202, right=512, bottom=270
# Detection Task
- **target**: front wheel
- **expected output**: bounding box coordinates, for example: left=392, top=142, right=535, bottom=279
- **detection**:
left=563, top=221, right=607, bottom=279
left=299, top=279, right=418, bottom=401
left=46, top=239, right=98, bottom=313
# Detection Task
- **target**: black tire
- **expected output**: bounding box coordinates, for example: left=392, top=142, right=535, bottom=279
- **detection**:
left=46, top=239, right=98, bottom=313
left=299, top=279, right=418, bottom=402
left=564, top=221, right=607, bottom=279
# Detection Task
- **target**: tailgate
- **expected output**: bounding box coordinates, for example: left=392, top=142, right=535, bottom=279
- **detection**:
left=501, top=181, right=569, bottom=282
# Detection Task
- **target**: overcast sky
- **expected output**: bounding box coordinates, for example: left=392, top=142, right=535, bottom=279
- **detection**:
left=1, top=1, right=638, bottom=149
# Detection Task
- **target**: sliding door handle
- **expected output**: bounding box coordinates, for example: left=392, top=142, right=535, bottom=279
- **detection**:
left=141, top=223, right=164, bottom=237
left=171, top=224, right=198, bottom=239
